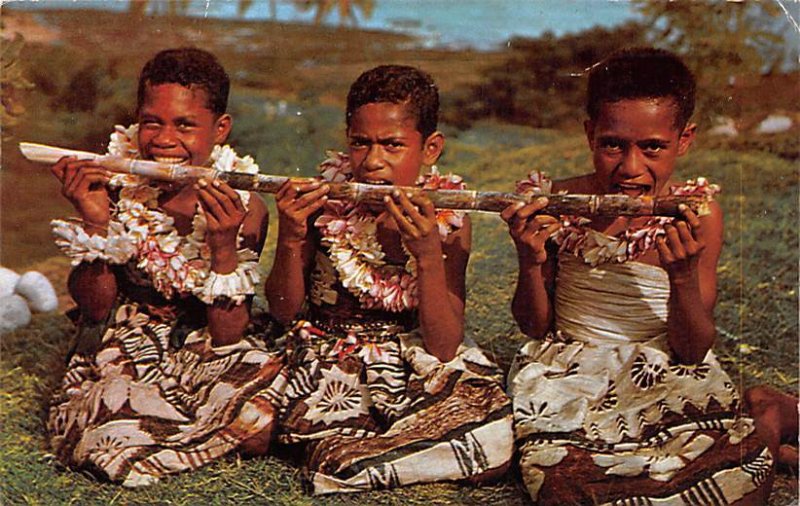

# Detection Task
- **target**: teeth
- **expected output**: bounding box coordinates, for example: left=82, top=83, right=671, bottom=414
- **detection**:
left=154, top=157, right=188, bottom=164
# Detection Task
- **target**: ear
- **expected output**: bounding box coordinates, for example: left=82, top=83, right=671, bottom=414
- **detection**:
left=214, top=114, right=233, bottom=145
left=677, top=122, right=696, bottom=156
left=421, top=131, right=445, bottom=166
left=583, top=119, right=596, bottom=150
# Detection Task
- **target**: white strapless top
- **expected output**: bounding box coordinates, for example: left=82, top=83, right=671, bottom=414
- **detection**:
left=555, top=255, right=669, bottom=345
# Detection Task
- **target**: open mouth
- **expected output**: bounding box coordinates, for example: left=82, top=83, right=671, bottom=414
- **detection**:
left=361, top=179, right=392, bottom=186
left=613, top=182, right=652, bottom=197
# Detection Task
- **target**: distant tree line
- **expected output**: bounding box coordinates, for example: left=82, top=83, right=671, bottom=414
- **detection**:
left=443, top=23, right=645, bottom=130
left=444, top=1, right=796, bottom=130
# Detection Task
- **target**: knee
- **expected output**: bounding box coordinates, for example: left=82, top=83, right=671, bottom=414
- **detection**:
left=240, top=422, right=274, bottom=457
left=744, top=386, right=776, bottom=415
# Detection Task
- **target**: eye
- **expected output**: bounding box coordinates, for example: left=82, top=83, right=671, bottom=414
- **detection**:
left=599, top=138, right=623, bottom=153
left=384, top=140, right=405, bottom=152
left=641, top=141, right=667, bottom=154
left=176, top=121, right=196, bottom=132
left=140, top=119, right=161, bottom=129
left=349, top=138, right=368, bottom=149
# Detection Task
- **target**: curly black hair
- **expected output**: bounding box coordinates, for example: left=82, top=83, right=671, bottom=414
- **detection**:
left=137, top=47, right=229, bottom=116
left=587, top=47, right=696, bottom=129
left=346, top=65, right=439, bottom=138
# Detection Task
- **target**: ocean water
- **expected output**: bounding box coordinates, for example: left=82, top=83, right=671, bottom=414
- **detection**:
left=6, top=0, right=639, bottom=50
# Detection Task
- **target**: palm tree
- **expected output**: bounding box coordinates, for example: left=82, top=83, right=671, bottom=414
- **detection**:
left=293, top=0, right=375, bottom=27
left=237, top=0, right=278, bottom=20
left=127, top=0, right=190, bottom=17
left=128, top=0, right=261, bottom=19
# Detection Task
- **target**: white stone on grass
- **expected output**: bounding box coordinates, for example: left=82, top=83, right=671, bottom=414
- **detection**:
left=708, top=117, right=738, bottom=137
left=15, top=271, right=58, bottom=312
left=755, top=114, right=793, bottom=134
left=0, top=294, right=32, bottom=334
left=0, top=267, right=21, bottom=298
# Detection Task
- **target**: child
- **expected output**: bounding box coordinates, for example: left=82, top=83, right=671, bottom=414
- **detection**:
left=47, top=48, right=280, bottom=486
left=503, top=48, right=773, bottom=504
left=265, top=65, right=513, bottom=494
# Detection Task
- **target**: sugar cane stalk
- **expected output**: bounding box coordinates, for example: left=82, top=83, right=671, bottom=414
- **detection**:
left=19, top=142, right=708, bottom=217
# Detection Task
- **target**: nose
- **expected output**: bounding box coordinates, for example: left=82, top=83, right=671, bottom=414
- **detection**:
left=363, top=144, right=385, bottom=172
left=618, top=146, right=646, bottom=178
left=151, top=126, right=177, bottom=147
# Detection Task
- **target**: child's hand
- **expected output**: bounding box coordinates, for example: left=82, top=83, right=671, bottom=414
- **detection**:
left=275, top=179, right=329, bottom=243
left=51, top=156, right=112, bottom=233
left=501, top=197, right=561, bottom=265
left=197, top=179, right=248, bottom=273
left=384, top=190, right=442, bottom=260
left=656, top=204, right=705, bottom=284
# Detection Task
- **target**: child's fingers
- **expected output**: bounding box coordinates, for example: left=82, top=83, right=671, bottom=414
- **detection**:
left=198, top=186, right=229, bottom=221
left=201, top=180, right=240, bottom=217
left=276, top=180, right=295, bottom=201
left=409, top=193, right=436, bottom=219
left=539, top=218, right=561, bottom=237
left=500, top=202, right=525, bottom=223
left=509, top=210, right=529, bottom=238
left=203, top=204, right=221, bottom=230
left=522, top=217, right=559, bottom=242
left=292, top=180, right=322, bottom=194
left=384, top=195, right=418, bottom=237
left=533, top=215, right=560, bottom=228
left=293, top=185, right=329, bottom=211
left=516, top=197, right=550, bottom=220
left=655, top=235, right=674, bottom=263
left=678, top=204, right=703, bottom=237
left=62, top=161, right=90, bottom=192
left=299, top=193, right=329, bottom=217
left=664, top=225, right=687, bottom=259
left=212, top=180, right=246, bottom=213
left=51, top=156, right=75, bottom=181
left=394, top=191, right=425, bottom=225
left=65, top=168, right=107, bottom=197
left=293, top=189, right=329, bottom=219
left=676, top=221, right=704, bottom=256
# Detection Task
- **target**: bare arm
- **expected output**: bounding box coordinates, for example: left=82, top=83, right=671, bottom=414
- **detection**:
left=659, top=202, right=723, bottom=364
left=264, top=180, right=329, bottom=324
left=511, top=247, right=557, bottom=339
left=52, top=156, right=119, bottom=321
left=199, top=181, right=269, bottom=346
left=502, top=197, right=561, bottom=339
left=384, top=191, right=469, bottom=362
left=67, top=261, right=118, bottom=322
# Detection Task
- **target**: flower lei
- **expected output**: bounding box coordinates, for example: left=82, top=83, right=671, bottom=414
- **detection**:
left=515, top=171, right=721, bottom=266
left=313, top=151, right=465, bottom=312
left=51, top=124, right=261, bottom=303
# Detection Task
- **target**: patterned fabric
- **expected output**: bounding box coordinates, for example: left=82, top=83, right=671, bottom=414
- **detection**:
left=508, top=255, right=771, bottom=505
left=48, top=304, right=283, bottom=487
left=47, top=191, right=282, bottom=487
left=272, top=250, right=514, bottom=495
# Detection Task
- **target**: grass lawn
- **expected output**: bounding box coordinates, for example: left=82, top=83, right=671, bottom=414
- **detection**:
left=1, top=7, right=797, bottom=505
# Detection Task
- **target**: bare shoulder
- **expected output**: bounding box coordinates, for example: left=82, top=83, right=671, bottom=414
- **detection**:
left=442, top=213, right=472, bottom=257
left=700, top=199, right=724, bottom=239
